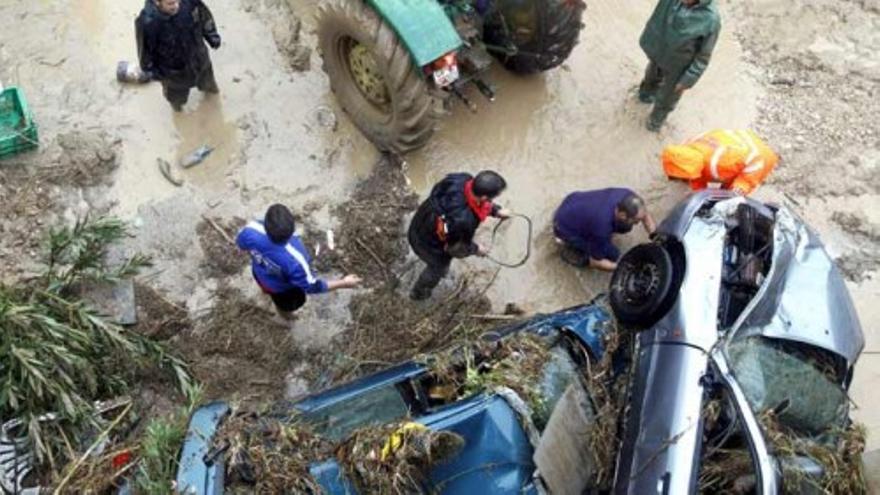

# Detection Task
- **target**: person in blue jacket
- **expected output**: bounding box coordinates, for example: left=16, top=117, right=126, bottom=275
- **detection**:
left=236, top=204, right=361, bottom=319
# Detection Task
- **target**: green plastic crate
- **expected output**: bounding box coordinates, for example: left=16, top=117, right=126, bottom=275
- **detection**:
left=0, top=86, right=39, bottom=159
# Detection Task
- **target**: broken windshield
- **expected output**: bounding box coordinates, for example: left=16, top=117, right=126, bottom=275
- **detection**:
left=726, top=337, right=847, bottom=434
left=300, top=384, right=410, bottom=441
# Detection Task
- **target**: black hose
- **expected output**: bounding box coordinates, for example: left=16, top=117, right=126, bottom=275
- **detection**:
left=485, top=214, right=533, bottom=268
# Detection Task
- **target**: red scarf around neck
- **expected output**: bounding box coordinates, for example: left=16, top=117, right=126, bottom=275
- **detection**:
left=464, top=179, right=494, bottom=222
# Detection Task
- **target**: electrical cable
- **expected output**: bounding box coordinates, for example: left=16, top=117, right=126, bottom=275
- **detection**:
left=485, top=213, right=532, bottom=268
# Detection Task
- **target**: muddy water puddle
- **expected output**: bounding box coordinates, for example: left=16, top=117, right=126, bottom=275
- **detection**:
left=60, top=0, right=377, bottom=217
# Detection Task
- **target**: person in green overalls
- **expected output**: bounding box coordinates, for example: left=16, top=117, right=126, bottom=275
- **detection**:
left=638, top=0, right=721, bottom=132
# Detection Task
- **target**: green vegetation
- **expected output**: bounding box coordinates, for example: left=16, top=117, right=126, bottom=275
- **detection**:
left=134, top=385, right=201, bottom=494
left=0, top=217, right=191, bottom=470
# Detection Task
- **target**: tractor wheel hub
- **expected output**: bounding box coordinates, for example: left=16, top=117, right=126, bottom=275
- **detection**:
left=347, top=42, right=389, bottom=107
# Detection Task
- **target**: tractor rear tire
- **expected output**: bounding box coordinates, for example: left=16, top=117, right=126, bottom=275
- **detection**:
left=485, top=0, right=586, bottom=75
left=317, top=0, right=440, bottom=154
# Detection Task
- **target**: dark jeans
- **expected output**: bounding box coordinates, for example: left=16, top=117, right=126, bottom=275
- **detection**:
left=161, top=62, right=219, bottom=109
left=409, top=230, right=452, bottom=299
left=269, top=288, right=306, bottom=313
left=639, top=60, right=684, bottom=126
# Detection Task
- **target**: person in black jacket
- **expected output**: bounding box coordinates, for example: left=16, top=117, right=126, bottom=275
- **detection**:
left=135, top=0, right=221, bottom=111
left=408, top=171, right=511, bottom=301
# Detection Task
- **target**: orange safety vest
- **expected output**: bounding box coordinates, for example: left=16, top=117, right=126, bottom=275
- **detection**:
left=662, top=129, right=779, bottom=195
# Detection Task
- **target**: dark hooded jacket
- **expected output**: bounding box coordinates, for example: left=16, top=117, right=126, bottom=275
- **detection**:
left=409, top=173, right=499, bottom=258
left=135, top=0, right=220, bottom=82
left=639, top=0, right=721, bottom=88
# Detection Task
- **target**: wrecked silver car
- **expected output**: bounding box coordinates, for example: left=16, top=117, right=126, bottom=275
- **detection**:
left=608, top=190, right=865, bottom=494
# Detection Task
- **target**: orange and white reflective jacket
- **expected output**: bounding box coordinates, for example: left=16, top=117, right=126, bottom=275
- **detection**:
left=674, top=129, right=779, bottom=195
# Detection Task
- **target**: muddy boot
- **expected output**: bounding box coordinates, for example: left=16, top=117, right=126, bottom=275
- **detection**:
left=409, top=254, right=449, bottom=301
left=559, top=244, right=590, bottom=268
left=638, top=91, right=655, bottom=104
left=271, top=308, right=297, bottom=327
left=646, top=118, right=663, bottom=132
left=638, top=61, right=663, bottom=105
left=198, top=65, right=220, bottom=94
left=410, top=286, right=432, bottom=301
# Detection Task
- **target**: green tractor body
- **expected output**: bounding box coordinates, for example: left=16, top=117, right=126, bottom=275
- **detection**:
left=364, top=0, right=463, bottom=67
left=318, top=0, right=586, bottom=154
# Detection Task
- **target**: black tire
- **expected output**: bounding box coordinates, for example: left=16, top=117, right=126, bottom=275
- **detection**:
left=609, top=243, right=675, bottom=329
left=484, top=0, right=586, bottom=74
left=317, top=0, right=441, bottom=154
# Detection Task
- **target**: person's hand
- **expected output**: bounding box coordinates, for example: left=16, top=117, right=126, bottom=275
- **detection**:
left=342, top=274, right=362, bottom=287
left=476, top=244, right=490, bottom=257
left=674, top=83, right=687, bottom=94
left=496, top=208, right=513, bottom=219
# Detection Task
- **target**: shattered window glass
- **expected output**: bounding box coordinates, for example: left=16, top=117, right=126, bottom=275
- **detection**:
left=302, top=385, right=409, bottom=441
left=726, top=337, right=847, bottom=434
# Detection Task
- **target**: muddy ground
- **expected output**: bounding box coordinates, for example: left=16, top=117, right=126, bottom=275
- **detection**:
left=1, top=0, right=878, bottom=485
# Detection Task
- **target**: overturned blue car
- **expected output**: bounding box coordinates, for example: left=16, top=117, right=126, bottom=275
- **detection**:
left=175, top=302, right=617, bottom=494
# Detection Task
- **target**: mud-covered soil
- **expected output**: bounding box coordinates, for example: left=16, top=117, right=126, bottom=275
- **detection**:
left=196, top=216, right=248, bottom=277
left=47, top=130, right=121, bottom=187
left=730, top=0, right=880, bottom=280
left=0, top=130, right=119, bottom=281
left=133, top=282, right=191, bottom=340
left=242, top=0, right=312, bottom=72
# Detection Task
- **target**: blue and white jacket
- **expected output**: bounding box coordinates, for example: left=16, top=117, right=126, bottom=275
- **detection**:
left=236, top=221, right=328, bottom=295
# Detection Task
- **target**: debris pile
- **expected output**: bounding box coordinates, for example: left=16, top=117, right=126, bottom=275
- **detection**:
left=0, top=131, right=120, bottom=280
left=0, top=217, right=190, bottom=492
left=196, top=216, right=248, bottom=277
left=312, top=159, right=419, bottom=287
left=174, top=287, right=309, bottom=402
left=421, top=332, right=551, bottom=422
left=220, top=413, right=464, bottom=494
left=338, top=423, right=464, bottom=494
left=581, top=323, right=633, bottom=488
left=221, top=413, right=330, bottom=493
left=698, top=411, right=868, bottom=494
left=318, top=274, right=495, bottom=385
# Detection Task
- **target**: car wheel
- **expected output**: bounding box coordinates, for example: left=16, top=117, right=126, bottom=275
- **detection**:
left=316, top=0, right=441, bottom=154
left=609, top=243, right=675, bottom=328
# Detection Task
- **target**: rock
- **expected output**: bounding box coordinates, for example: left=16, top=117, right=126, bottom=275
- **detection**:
left=78, top=279, right=138, bottom=326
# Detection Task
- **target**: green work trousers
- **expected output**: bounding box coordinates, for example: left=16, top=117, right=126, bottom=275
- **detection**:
left=638, top=60, right=684, bottom=127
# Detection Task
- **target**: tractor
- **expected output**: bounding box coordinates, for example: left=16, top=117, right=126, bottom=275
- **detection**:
left=317, top=0, right=587, bottom=154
